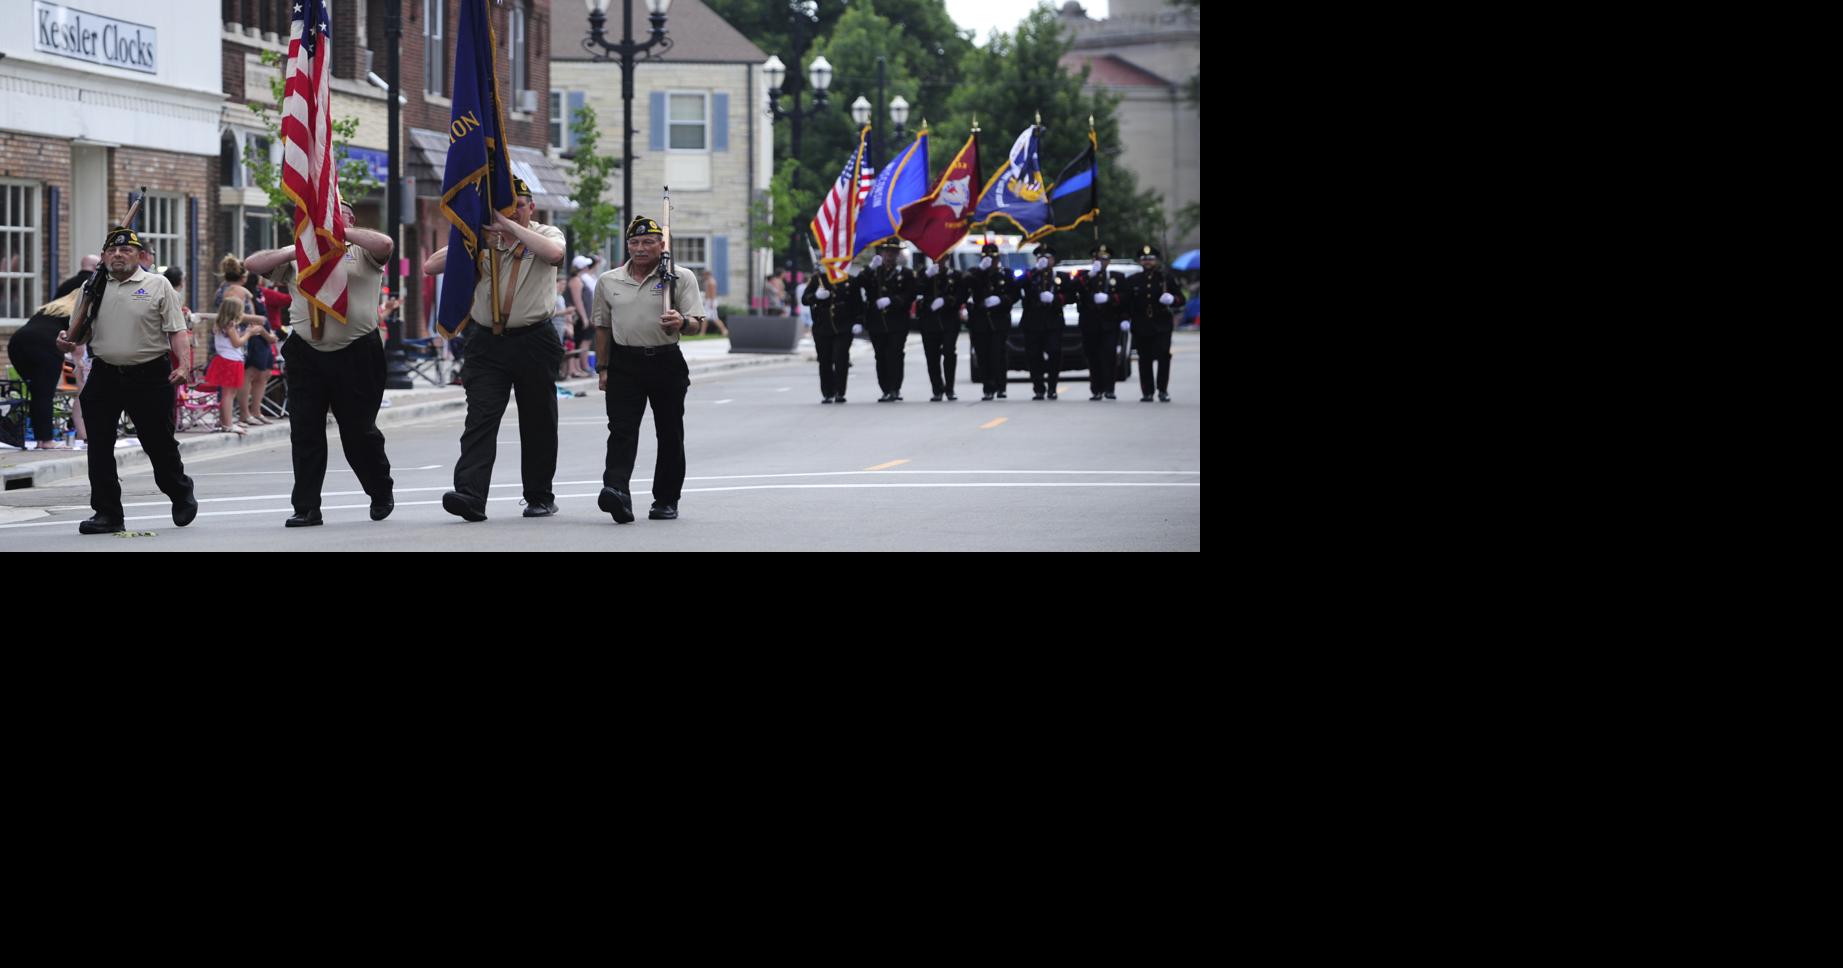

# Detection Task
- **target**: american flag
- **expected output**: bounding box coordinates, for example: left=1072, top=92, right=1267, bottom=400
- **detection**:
left=283, top=0, right=349, bottom=322
left=811, top=127, right=875, bottom=284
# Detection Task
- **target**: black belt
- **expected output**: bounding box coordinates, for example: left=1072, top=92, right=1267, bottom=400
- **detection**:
left=91, top=358, right=167, bottom=373
left=609, top=342, right=681, bottom=357
left=477, top=321, right=549, bottom=338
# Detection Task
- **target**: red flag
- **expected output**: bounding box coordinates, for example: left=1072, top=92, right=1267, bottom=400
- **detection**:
left=282, top=0, right=349, bottom=323
left=811, top=127, right=874, bottom=284
left=898, top=132, right=983, bottom=262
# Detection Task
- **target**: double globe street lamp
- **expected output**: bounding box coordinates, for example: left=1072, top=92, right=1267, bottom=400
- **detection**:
left=581, top=0, right=673, bottom=263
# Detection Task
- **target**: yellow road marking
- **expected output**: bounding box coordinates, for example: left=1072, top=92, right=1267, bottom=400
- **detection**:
left=980, top=418, right=1008, bottom=430
left=865, top=459, right=911, bottom=471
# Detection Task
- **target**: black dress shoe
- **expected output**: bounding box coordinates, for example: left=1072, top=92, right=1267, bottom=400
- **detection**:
left=1159, top=392, right=1171, bottom=402
left=1141, top=395, right=1154, bottom=402
left=370, top=495, right=394, bottom=521
left=1104, top=392, right=1117, bottom=400
left=173, top=489, right=198, bottom=527
left=822, top=396, right=834, bottom=404
left=78, top=515, right=124, bottom=535
left=946, top=393, right=958, bottom=401
left=648, top=502, right=679, bottom=520
left=930, top=393, right=943, bottom=402
left=522, top=501, right=559, bottom=518
left=285, top=511, right=324, bottom=528
left=981, top=392, right=994, bottom=401
left=835, top=396, right=847, bottom=404
left=1090, top=393, right=1103, bottom=401
left=598, top=486, right=635, bottom=524
left=1048, top=391, right=1058, bottom=400
left=877, top=393, right=892, bottom=402
left=1032, top=391, right=1045, bottom=400
left=892, top=393, right=903, bottom=401
left=441, top=491, right=488, bottom=522
left=997, top=390, right=1008, bottom=399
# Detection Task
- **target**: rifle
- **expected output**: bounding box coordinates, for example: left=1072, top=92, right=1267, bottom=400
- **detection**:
left=660, top=185, right=677, bottom=320
left=67, top=186, right=149, bottom=346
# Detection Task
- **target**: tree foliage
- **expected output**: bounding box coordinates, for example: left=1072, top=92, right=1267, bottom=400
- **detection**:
left=244, top=50, right=382, bottom=231
left=567, top=103, right=623, bottom=257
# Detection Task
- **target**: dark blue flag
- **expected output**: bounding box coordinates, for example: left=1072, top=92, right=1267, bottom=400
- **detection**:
left=852, top=131, right=930, bottom=259
left=971, top=125, right=1051, bottom=238
left=436, top=0, right=515, bottom=337
left=1038, top=128, right=1100, bottom=241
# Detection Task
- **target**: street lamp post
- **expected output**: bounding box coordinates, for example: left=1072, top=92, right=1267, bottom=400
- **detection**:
left=764, top=2, right=833, bottom=273
left=582, top=0, right=673, bottom=265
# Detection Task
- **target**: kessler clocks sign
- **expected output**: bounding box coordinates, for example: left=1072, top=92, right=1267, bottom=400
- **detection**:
left=33, top=1, right=158, bottom=76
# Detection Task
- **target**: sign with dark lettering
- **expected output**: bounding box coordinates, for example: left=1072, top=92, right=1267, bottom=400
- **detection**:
left=33, top=2, right=158, bottom=76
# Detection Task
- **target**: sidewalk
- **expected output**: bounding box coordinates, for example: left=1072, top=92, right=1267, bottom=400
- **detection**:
left=2, top=335, right=834, bottom=492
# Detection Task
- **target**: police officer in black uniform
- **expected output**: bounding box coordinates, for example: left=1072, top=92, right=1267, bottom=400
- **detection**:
left=965, top=242, right=1017, bottom=401
left=1122, top=245, right=1187, bottom=402
left=1020, top=243, right=1077, bottom=400
left=803, top=267, right=860, bottom=403
left=854, top=240, right=916, bottom=402
left=55, top=226, right=197, bottom=534
left=913, top=255, right=963, bottom=401
left=1076, top=244, right=1128, bottom=400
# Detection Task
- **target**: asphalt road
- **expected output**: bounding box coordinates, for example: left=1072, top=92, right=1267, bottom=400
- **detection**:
left=0, top=333, right=1200, bottom=550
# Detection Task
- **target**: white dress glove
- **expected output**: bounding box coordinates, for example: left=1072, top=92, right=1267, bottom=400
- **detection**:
left=1091, top=261, right=1104, bottom=274
left=815, top=288, right=830, bottom=300
left=925, top=263, right=939, bottom=278
left=931, top=297, right=945, bottom=311
left=984, top=295, right=1002, bottom=308
left=876, top=297, right=891, bottom=310
left=1160, top=293, right=1176, bottom=306
left=869, top=255, right=884, bottom=269
left=1039, top=291, right=1054, bottom=304
left=979, top=257, right=993, bottom=270
left=1093, top=293, right=1110, bottom=305
left=852, top=324, right=864, bottom=335
left=1119, top=320, right=1130, bottom=331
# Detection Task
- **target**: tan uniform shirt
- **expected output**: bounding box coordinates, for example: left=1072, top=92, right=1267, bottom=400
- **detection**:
left=468, top=221, right=566, bottom=329
left=288, top=243, right=387, bottom=351
left=592, top=261, right=705, bottom=348
left=88, top=267, right=186, bottom=366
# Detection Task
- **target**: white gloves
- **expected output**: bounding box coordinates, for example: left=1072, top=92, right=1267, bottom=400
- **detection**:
left=876, top=297, right=891, bottom=310
left=979, top=257, right=993, bottom=270
left=984, top=295, right=1001, bottom=308
left=1093, top=293, right=1110, bottom=305
left=930, top=297, right=945, bottom=311
left=815, top=287, right=830, bottom=300
left=870, top=255, right=884, bottom=269
left=925, top=263, right=939, bottom=278
left=1091, top=261, right=1104, bottom=274
left=852, top=324, right=864, bottom=335
left=1039, top=291, right=1055, bottom=304
left=1160, top=293, right=1176, bottom=306
left=1036, top=257, right=1050, bottom=270
left=1119, top=320, right=1130, bottom=331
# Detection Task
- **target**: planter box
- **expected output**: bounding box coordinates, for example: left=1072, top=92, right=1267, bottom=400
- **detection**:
left=727, top=315, right=802, bottom=354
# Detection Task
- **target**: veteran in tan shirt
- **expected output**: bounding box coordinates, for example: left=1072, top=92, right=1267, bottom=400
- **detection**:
left=588, top=215, right=706, bottom=525
left=421, top=178, right=566, bottom=521
left=55, top=226, right=196, bottom=534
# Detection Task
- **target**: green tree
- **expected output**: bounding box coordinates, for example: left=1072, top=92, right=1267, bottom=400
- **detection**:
left=243, top=50, right=381, bottom=231
left=566, top=103, right=623, bottom=257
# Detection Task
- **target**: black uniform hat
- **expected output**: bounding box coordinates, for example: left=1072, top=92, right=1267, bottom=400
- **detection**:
left=1034, top=244, right=1058, bottom=259
left=1138, top=245, right=1162, bottom=260
left=1091, top=244, right=1112, bottom=259
left=626, top=215, right=664, bottom=238
left=512, top=177, right=534, bottom=199
left=104, top=225, right=146, bottom=250
left=980, top=241, right=1001, bottom=256
left=876, top=239, right=903, bottom=252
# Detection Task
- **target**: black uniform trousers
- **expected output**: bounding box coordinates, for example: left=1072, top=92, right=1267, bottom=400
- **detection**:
left=1137, top=328, right=1173, bottom=396
left=80, top=358, right=192, bottom=521
left=981, top=323, right=1010, bottom=395
left=1082, top=324, right=1117, bottom=396
left=1024, top=326, right=1063, bottom=395
left=919, top=318, right=959, bottom=395
left=813, top=328, right=852, bottom=399
left=603, top=342, right=689, bottom=505
left=283, top=331, right=394, bottom=515
left=870, top=321, right=907, bottom=395
left=6, top=329, right=63, bottom=441
left=454, top=322, right=562, bottom=506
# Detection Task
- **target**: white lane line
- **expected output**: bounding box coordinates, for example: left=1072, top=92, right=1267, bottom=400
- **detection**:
left=713, top=399, right=734, bottom=405
left=0, top=483, right=1200, bottom=531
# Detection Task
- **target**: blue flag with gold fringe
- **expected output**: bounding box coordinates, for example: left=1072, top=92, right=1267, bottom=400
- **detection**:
left=971, top=125, right=1051, bottom=238
left=436, top=0, right=515, bottom=337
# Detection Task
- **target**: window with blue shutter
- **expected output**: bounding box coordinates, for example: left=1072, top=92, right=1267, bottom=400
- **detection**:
left=713, top=236, right=729, bottom=296
left=713, top=93, right=729, bottom=152
left=567, top=91, right=586, bottom=151
left=650, top=92, right=667, bottom=152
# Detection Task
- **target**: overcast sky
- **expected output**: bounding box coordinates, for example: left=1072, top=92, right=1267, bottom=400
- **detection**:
left=943, top=0, right=1111, bottom=46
